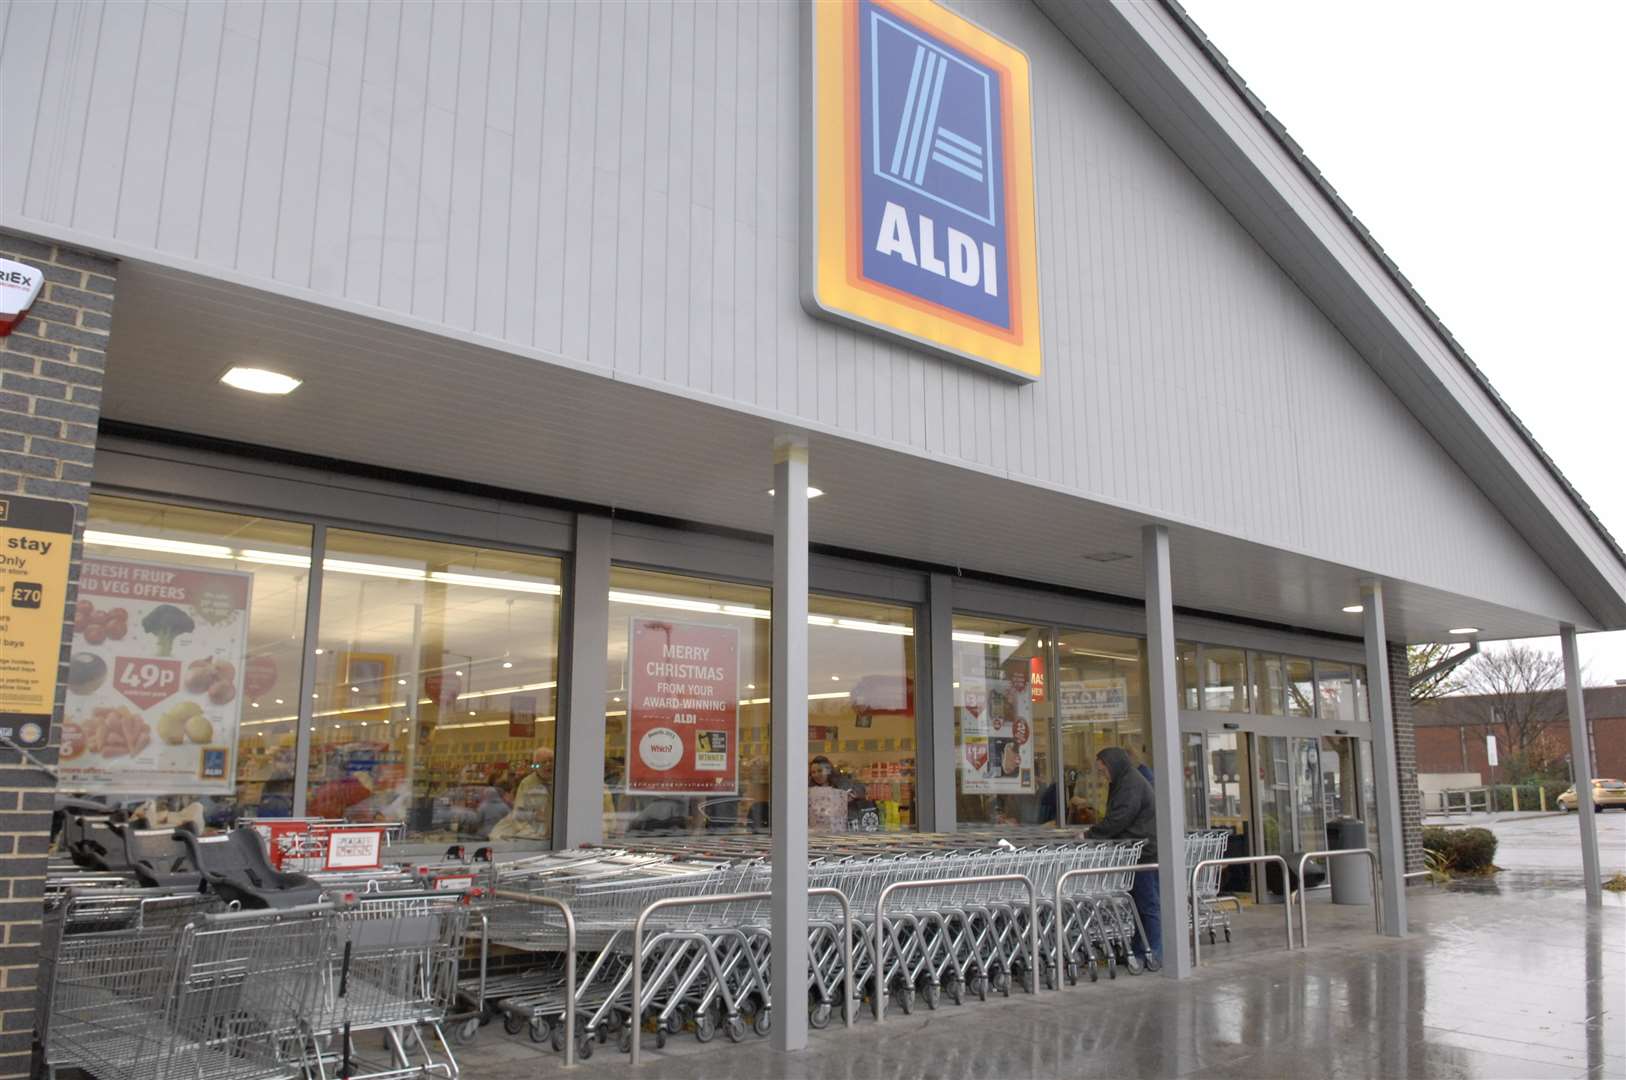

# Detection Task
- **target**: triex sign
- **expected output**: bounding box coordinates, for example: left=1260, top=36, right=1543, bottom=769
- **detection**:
left=805, top=0, right=1041, bottom=380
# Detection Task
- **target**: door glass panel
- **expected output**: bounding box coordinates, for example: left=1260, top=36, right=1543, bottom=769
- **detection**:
left=1249, top=653, right=1285, bottom=716
left=1183, top=733, right=1206, bottom=828
left=1321, top=735, right=1359, bottom=821
left=1285, top=657, right=1315, bottom=717
left=1201, top=647, right=1249, bottom=713
left=1294, top=736, right=1327, bottom=853
left=1207, top=733, right=1252, bottom=894
left=1361, top=739, right=1382, bottom=864
left=1055, top=630, right=1147, bottom=825
left=1257, top=734, right=1294, bottom=894
left=953, top=617, right=1052, bottom=827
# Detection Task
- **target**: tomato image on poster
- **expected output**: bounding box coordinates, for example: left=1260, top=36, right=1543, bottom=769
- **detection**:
left=59, top=557, right=252, bottom=795
left=626, top=618, right=739, bottom=796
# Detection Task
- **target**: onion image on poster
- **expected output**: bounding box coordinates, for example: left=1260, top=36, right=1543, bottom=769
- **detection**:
left=625, top=618, right=739, bottom=796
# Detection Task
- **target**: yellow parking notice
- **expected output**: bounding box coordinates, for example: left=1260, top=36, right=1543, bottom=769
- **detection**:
left=0, top=494, right=76, bottom=748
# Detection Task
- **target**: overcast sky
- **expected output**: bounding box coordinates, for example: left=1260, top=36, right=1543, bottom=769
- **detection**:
left=1183, top=0, right=1626, bottom=687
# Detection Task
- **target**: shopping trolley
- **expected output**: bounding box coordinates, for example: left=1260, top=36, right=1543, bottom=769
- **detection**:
left=46, top=901, right=333, bottom=1080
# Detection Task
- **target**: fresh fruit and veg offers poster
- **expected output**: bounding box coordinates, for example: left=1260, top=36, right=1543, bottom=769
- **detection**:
left=60, top=557, right=252, bottom=794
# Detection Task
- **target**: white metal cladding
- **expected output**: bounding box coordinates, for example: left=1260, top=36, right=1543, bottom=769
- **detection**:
left=0, top=0, right=1601, bottom=626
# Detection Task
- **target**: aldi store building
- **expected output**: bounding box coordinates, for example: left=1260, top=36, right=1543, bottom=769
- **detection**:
left=1, top=0, right=1622, bottom=1067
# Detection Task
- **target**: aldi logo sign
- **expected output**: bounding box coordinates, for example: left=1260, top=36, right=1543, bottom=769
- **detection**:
left=806, top=0, right=1041, bottom=380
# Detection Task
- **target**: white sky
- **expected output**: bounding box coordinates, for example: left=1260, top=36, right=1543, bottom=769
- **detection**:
left=1183, top=0, right=1626, bottom=686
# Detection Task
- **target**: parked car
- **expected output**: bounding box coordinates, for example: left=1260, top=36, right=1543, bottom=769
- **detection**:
left=1557, top=779, right=1626, bottom=811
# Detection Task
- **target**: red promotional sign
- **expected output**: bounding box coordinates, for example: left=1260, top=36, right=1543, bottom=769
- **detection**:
left=626, top=618, right=739, bottom=796
left=112, top=656, right=181, bottom=709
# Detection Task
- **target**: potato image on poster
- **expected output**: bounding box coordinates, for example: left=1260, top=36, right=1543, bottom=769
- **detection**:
left=158, top=701, right=209, bottom=746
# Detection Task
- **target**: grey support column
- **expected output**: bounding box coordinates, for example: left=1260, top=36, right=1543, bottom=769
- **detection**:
left=1142, top=525, right=1191, bottom=977
left=555, top=514, right=611, bottom=848
left=922, top=573, right=956, bottom=834
left=1561, top=625, right=1602, bottom=907
left=770, top=439, right=810, bottom=1053
left=1361, top=581, right=1407, bottom=937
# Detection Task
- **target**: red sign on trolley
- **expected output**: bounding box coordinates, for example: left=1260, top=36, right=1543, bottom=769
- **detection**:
left=625, top=618, right=739, bottom=796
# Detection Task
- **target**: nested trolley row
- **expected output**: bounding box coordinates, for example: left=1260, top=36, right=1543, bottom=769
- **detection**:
left=39, top=817, right=1246, bottom=1074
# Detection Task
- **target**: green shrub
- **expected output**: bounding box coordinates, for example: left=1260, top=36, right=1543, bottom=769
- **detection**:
left=1422, top=826, right=1498, bottom=874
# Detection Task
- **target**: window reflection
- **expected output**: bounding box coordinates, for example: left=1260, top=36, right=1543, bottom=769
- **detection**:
left=306, top=531, right=561, bottom=843
left=953, top=618, right=1052, bottom=828
left=1056, top=630, right=1148, bottom=825
left=81, top=496, right=312, bottom=825
left=601, top=569, right=919, bottom=837
left=1202, top=647, right=1248, bottom=713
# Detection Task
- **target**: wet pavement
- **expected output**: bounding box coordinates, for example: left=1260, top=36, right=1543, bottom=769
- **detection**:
left=451, top=881, right=1625, bottom=1079
left=1422, top=810, right=1626, bottom=877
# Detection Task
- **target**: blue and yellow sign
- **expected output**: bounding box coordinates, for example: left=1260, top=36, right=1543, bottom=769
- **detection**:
left=805, top=0, right=1041, bottom=380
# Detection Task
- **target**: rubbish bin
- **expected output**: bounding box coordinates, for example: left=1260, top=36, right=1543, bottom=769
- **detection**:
left=1325, top=818, right=1371, bottom=905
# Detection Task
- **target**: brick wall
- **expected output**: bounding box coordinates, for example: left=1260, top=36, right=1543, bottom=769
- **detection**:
left=1388, top=642, right=1423, bottom=873
left=0, top=230, right=113, bottom=1079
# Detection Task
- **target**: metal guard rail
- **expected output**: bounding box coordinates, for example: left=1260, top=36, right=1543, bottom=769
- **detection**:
left=629, top=886, right=854, bottom=1066
left=1190, top=855, right=1293, bottom=967
left=492, top=890, right=578, bottom=1066
left=874, top=873, right=1038, bottom=1024
left=1291, top=848, right=1380, bottom=948
left=1053, top=862, right=1159, bottom=980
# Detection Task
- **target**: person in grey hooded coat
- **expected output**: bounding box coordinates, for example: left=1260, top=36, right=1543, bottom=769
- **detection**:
left=1089, top=746, right=1161, bottom=963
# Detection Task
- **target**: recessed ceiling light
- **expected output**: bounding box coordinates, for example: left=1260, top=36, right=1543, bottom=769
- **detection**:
left=220, top=366, right=302, bottom=395
left=1449, top=627, right=1480, bottom=635
left=1342, top=605, right=1364, bottom=614
left=455, top=670, right=464, bottom=677
left=766, top=487, right=825, bottom=498
left=502, top=661, right=513, bottom=669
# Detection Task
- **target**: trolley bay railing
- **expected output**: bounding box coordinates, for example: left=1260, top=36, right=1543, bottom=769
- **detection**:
left=1293, top=848, right=1381, bottom=948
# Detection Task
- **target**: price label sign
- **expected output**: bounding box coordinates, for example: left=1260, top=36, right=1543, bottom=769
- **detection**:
left=113, top=656, right=181, bottom=709
left=0, top=495, right=76, bottom=750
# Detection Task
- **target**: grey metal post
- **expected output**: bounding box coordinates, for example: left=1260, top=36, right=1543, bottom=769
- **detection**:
left=1561, top=625, right=1602, bottom=906
left=1361, top=581, right=1406, bottom=937
left=1142, top=524, right=1191, bottom=977
left=923, top=573, right=956, bottom=834
left=771, top=438, right=810, bottom=1052
left=555, top=514, right=611, bottom=848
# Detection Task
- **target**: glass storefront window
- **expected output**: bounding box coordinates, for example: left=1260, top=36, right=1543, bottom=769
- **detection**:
left=1285, top=656, right=1316, bottom=717
left=1177, top=642, right=1199, bottom=710
left=953, top=617, right=1052, bottom=828
left=1201, top=647, right=1248, bottom=712
left=79, top=496, right=313, bottom=824
left=1249, top=652, right=1285, bottom=716
left=306, top=531, right=562, bottom=842
left=1056, top=630, right=1147, bottom=825
left=604, top=568, right=772, bottom=838
left=1353, top=664, right=1369, bottom=722
left=1316, top=661, right=1356, bottom=725
left=806, top=595, right=918, bottom=834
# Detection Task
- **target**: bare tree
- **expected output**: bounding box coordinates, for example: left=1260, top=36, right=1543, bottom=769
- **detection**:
left=1408, top=643, right=1472, bottom=705
left=1459, top=645, right=1567, bottom=777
